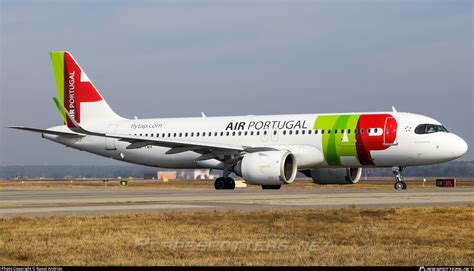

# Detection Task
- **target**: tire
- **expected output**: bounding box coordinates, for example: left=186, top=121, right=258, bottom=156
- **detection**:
left=262, top=185, right=281, bottom=190
left=225, top=178, right=235, bottom=190
left=401, top=181, right=407, bottom=190
left=214, top=178, right=226, bottom=190
left=394, top=181, right=404, bottom=190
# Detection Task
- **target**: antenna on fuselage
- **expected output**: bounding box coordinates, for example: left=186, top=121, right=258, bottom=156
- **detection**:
left=391, top=106, right=397, bottom=113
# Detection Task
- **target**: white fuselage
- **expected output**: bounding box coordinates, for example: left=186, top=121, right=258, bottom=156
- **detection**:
left=44, top=111, right=468, bottom=170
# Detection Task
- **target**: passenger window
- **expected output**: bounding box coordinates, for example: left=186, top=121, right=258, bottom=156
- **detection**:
left=283, top=130, right=286, bottom=135
left=232, top=131, right=236, bottom=136
left=226, top=131, right=230, bottom=136
left=334, top=129, right=337, bottom=134
left=190, top=132, right=194, bottom=137
left=354, top=129, right=357, bottom=134
left=347, top=129, right=350, bottom=134
left=321, top=130, right=324, bottom=134
left=315, top=130, right=318, bottom=134
left=220, top=132, right=224, bottom=136
left=168, top=133, right=171, bottom=137
left=295, top=130, right=299, bottom=135
left=263, top=131, right=267, bottom=135
left=173, top=133, right=176, bottom=137
left=308, top=130, right=312, bottom=135
left=360, top=129, right=364, bottom=134
left=273, top=130, right=277, bottom=135
left=256, top=131, right=260, bottom=136
left=245, top=131, right=248, bottom=136
left=289, top=130, right=293, bottom=135
left=341, top=129, right=344, bottom=134
left=328, top=129, right=331, bottom=134
left=238, top=131, right=242, bottom=136
left=250, top=131, right=254, bottom=136
left=368, top=129, right=371, bottom=133
left=374, top=128, right=378, bottom=133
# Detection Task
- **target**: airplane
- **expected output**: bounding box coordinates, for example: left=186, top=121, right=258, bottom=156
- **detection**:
left=10, top=51, right=468, bottom=190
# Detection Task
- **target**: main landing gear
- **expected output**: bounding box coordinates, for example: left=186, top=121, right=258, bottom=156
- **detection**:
left=214, top=159, right=236, bottom=190
left=392, top=166, right=407, bottom=190
left=214, top=177, right=235, bottom=190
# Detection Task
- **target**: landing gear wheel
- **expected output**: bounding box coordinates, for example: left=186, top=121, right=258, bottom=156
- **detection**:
left=262, top=185, right=281, bottom=190
left=394, top=181, right=406, bottom=190
left=214, top=177, right=226, bottom=190
left=392, top=166, right=407, bottom=190
left=215, top=177, right=235, bottom=190
left=224, top=177, right=235, bottom=190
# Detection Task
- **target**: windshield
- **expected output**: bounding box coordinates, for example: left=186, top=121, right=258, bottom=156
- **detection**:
left=415, top=124, right=449, bottom=134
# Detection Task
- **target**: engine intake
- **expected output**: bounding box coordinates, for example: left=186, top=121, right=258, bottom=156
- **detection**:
left=310, top=168, right=362, bottom=184
left=234, top=150, right=297, bottom=185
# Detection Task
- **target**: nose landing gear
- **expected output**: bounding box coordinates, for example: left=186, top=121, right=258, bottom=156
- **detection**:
left=392, top=166, right=407, bottom=190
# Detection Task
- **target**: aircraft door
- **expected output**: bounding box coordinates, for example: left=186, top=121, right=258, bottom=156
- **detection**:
left=271, top=128, right=278, bottom=142
left=383, top=117, right=398, bottom=146
left=261, top=128, right=269, bottom=142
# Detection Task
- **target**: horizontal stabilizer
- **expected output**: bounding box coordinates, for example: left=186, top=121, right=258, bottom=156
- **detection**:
left=8, top=126, right=84, bottom=137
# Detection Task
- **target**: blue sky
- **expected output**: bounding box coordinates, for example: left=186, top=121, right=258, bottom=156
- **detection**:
left=1, top=0, right=472, bottom=165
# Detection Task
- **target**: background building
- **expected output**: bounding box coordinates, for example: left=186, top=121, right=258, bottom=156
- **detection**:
left=157, top=171, right=177, bottom=181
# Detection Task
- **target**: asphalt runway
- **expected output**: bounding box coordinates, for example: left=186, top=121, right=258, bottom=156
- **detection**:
left=1, top=187, right=473, bottom=216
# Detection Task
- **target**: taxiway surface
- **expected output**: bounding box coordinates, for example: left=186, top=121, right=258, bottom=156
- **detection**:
left=1, top=187, right=473, bottom=216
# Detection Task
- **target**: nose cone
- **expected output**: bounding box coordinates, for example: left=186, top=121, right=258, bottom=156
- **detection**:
left=450, top=134, right=468, bottom=159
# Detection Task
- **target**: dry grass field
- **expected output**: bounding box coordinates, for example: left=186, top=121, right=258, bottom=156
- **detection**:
left=1, top=206, right=473, bottom=266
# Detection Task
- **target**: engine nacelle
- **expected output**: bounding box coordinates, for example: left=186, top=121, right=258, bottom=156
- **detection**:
left=310, top=168, right=362, bottom=184
left=234, top=151, right=297, bottom=185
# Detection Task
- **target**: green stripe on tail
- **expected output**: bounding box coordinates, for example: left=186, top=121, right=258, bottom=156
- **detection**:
left=50, top=52, right=66, bottom=123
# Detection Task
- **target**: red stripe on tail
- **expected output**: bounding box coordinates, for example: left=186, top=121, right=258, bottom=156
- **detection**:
left=63, top=52, right=102, bottom=127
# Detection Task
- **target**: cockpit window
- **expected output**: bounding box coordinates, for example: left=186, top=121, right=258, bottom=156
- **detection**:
left=415, top=124, right=449, bottom=134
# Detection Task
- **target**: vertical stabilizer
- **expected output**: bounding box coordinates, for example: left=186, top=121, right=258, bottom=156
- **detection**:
left=50, top=51, right=124, bottom=127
